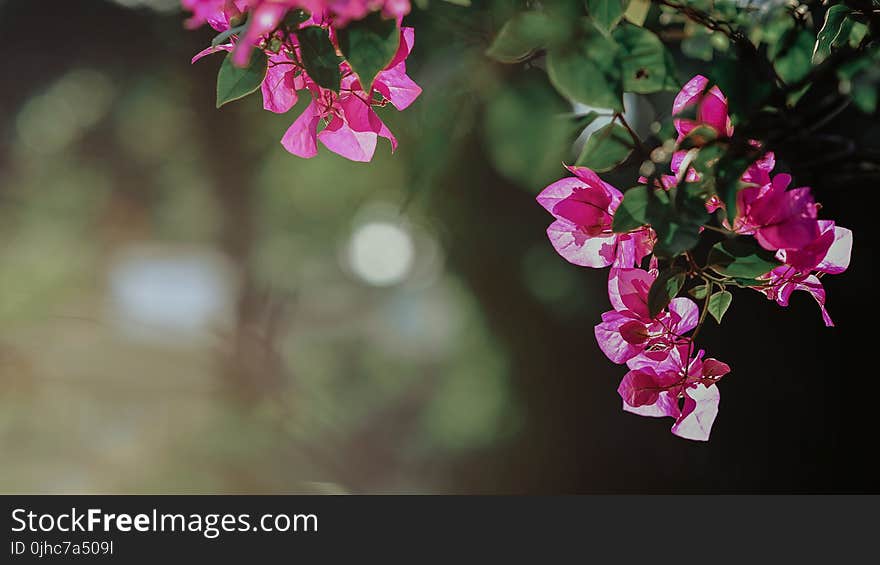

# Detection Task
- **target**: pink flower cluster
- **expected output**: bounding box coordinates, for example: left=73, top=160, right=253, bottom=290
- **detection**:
left=185, top=0, right=421, bottom=161
left=536, top=75, right=852, bottom=441
left=669, top=75, right=852, bottom=326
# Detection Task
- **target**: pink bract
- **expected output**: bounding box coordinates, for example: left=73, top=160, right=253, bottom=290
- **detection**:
left=672, top=74, right=734, bottom=141
left=756, top=221, right=852, bottom=326
left=594, top=268, right=698, bottom=365
left=537, top=166, right=654, bottom=268
left=618, top=346, right=730, bottom=441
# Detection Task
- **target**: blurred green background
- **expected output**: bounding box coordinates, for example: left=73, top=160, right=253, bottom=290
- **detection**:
left=0, top=0, right=875, bottom=493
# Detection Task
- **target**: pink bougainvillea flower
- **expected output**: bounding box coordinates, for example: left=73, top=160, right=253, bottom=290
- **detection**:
left=537, top=166, right=654, bottom=268
left=281, top=75, right=398, bottom=161
left=672, top=74, right=734, bottom=141
left=735, top=173, right=820, bottom=251
left=619, top=346, right=730, bottom=441
left=594, top=268, right=698, bottom=365
left=754, top=221, right=852, bottom=326
left=187, top=0, right=421, bottom=162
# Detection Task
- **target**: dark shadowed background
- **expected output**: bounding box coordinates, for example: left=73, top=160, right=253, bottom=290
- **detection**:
left=0, top=0, right=875, bottom=493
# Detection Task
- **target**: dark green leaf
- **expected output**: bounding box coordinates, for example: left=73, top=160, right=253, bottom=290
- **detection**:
left=707, top=290, right=733, bottom=323
left=647, top=267, right=686, bottom=318
left=646, top=185, right=707, bottom=258
left=586, top=0, right=629, bottom=32
left=770, top=28, right=814, bottom=84
left=546, top=25, right=623, bottom=110
left=662, top=49, right=680, bottom=90
left=652, top=220, right=702, bottom=257
left=681, top=26, right=714, bottom=62
left=216, top=49, right=268, bottom=108
left=337, top=12, right=399, bottom=92
left=612, top=185, right=650, bottom=232
left=484, top=71, right=576, bottom=190
left=575, top=122, right=633, bottom=172
left=574, top=111, right=601, bottom=130
left=708, top=238, right=781, bottom=278
left=486, top=12, right=557, bottom=63
left=813, top=5, right=852, bottom=64
left=612, top=24, right=673, bottom=94
left=297, top=26, right=342, bottom=92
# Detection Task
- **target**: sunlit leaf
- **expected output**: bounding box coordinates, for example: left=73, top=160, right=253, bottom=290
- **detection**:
left=216, top=50, right=267, bottom=108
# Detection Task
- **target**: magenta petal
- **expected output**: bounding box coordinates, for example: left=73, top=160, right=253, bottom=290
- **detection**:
left=546, top=222, right=617, bottom=267
left=317, top=96, right=381, bottom=162
left=816, top=225, right=852, bottom=275
left=699, top=86, right=731, bottom=135
left=672, top=75, right=709, bottom=116
left=608, top=268, right=654, bottom=319
left=783, top=275, right=834, bottom=327
left=536, top=177, right=583, bottom=214
left=262, top=60, right=298, bottom=114
left=701, top=358, right=731, bottom=379
left=595, top=311, right=642, bottom=364
left=318, top=116, right=378, bottom=162
left=374, top=67, right=422, bottom=110
left=623, top=391, right=681, bottom=418
left=612, top=229, right=654, bottom=269
left=671, top=384, right=720, bottom=441
left=667, top=297, right=700, bottom=334
left=618, top=369, right=661, bottom=407
left=280, top=100, right=321, bottom=158
left=387, top=27, right=415, bottom=70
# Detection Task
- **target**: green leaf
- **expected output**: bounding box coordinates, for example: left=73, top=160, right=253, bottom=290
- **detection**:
left=575, top=122, right=633, bottom=172
left=813, top=5, right=852, bottom=64
left=770, top=28, right=814, bottom=84
left=647, top=267, right=686, bottom=318
left=574, top=110, right=601, bottom=130
left=852, top=81, right=879, bottom=114
left=546, top=26, right=623, bottom=110
left=337, top=12, right=399, bottom=92
left=215, top=49, right=268, bottom=108
left=707, top=290, right=733, bottom=323
left=689, top=283, right=710, bottom=300
left=624, top=0, right=651, bottom=26
left=652, top=220, right=702, bottom=257
left=586, top=0, right=629, bottom=32
left=662, top=49, right=680, bottom=90
left=708, top=238, right=781, bottom=278
left=612, top=23, right=673, bottom=94
left=681, top=25, right=714, bottom=62
left=645, top=186, right=707, bottom=258
left=483, top=70, right=576, bottom=190
left=612, top=185, right=649, bottom=232
left=297, top=26, right=342, bottom=92
left=486, top=12, right=556, bottom=63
